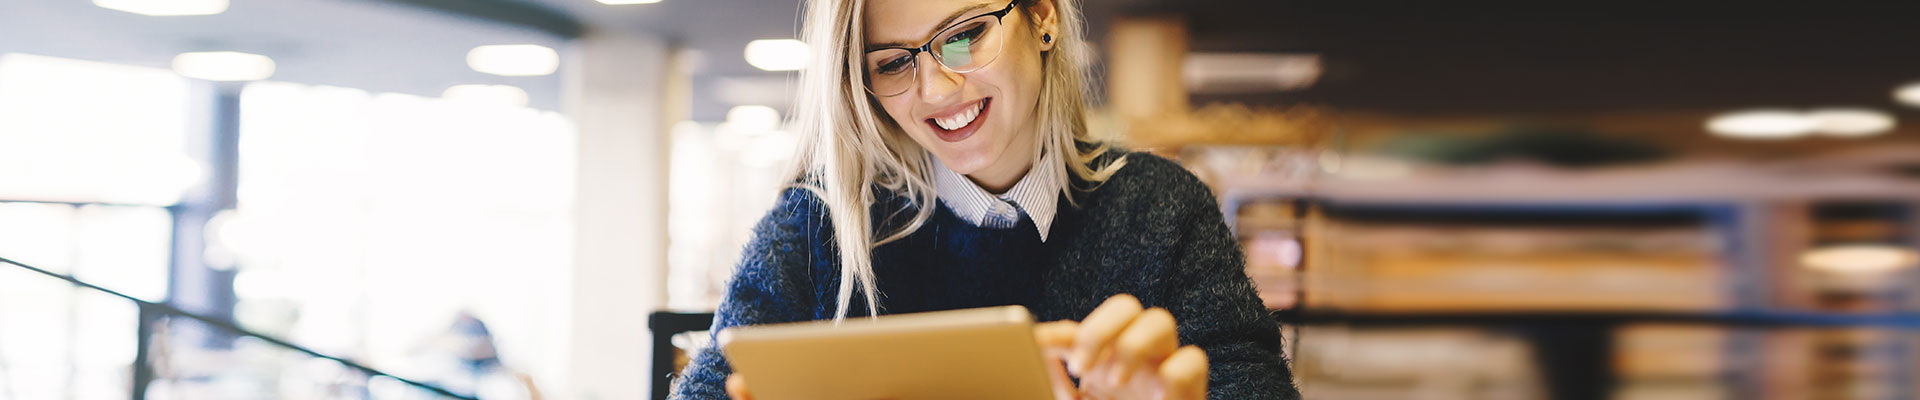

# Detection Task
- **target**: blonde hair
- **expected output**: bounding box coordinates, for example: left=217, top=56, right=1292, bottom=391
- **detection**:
left=785, top=0, right=1125, bottom=321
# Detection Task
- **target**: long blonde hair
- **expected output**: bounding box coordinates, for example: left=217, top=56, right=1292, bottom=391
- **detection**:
left=785, top=0, right=1125, bottom=321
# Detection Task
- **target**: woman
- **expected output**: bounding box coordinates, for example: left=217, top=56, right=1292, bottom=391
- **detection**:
left=671, top=0, right=1299, bottom=398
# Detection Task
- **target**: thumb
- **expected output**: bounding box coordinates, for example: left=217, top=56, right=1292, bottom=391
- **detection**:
left=1035, top=321, right=1082, bottom=400
left=1034, top=320, right=1079, bottom=351
left=726, top=374, right=753, bottom=400
left=1042, top=345, right=1079, bottom=400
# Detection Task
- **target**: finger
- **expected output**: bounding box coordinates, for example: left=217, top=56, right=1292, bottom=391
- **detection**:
left=725, top=374, right=752, bottom=400
left=1072, top=294, right=1144, bottom=372
left=1040, top=345, right=1080, bottom=400
left=1081, top=356, right=1159, bottom=400
left=1110, top=308, right=1178, bottom=387
left=1159, top=346, right=1210, bottom=400
left=1077, top=356, right=1119, bottom=399
left=1034, top=320, right=1081, bottom=351
left=1127, top=366, right=1164, bottom=399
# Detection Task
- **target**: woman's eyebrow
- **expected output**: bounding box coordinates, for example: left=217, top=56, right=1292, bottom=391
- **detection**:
left=865, top=2, right=994, bottom=52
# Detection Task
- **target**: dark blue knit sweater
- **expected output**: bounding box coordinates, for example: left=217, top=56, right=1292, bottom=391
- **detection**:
left=669, top=152, right=1300, bottom=399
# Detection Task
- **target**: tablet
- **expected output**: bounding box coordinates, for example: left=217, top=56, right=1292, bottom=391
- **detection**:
left=717, top=305, right=1056, bottom=400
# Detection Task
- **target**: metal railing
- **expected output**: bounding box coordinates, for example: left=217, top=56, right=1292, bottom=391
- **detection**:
left=0, top=255, right=476, bottom=400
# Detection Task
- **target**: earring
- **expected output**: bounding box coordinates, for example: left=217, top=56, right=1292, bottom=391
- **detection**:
left=1042, top=33, right=1052, bottom=43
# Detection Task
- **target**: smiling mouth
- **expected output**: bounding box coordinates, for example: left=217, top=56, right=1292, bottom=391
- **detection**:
left=925, top=98, right=991, bottom=143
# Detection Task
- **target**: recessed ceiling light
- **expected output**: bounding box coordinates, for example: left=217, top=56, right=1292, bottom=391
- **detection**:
left=172, top=51, right=275, bottom=81
left=94, top=0, right=227, bottom=16
left=596, top=0, right=662, bottom=4
left=443, top=84, right=529, bottom=108
left=467, top=45, right=559, bottom=77
left=726, top=105, right=781, bottom=132
left=745, top=40, right=809, bottom=72
left=1895, top=82, right=1920, bottom=108
left=1706, top=109, right=1813, bottom=140
left=1808, top=108, right=1895, bottom=138
left=1803, top=244, right=1919, bottom=275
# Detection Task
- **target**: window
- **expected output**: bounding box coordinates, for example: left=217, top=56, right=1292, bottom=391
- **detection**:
left=0, top=53, right=188, bottom=400
left=222, top=81, right=575, bottom=395
left=665, top=120, right=797, bottom=310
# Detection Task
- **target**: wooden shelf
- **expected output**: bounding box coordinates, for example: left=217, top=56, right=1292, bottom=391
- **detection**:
left=1275, top=309, right=1920, bottom=329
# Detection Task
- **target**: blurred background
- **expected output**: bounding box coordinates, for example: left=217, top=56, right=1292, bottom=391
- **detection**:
left=2, top=0, right=1918, bottom=399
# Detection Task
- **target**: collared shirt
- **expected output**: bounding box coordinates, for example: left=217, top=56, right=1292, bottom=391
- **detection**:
left=931, top=150, right=1062, bottom=242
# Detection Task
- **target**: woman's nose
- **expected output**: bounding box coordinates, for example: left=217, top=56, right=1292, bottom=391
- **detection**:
left=914, top=54, right=965, bottom=102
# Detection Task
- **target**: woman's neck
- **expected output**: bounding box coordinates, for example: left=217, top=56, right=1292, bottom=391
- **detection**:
left=966, top=139, right=1039, bottom=194
left=967, top=161, right=1030, bottom=194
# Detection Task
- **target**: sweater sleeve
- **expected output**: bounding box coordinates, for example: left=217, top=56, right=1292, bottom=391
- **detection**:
left=668, top=188, right=830, bottom=400
left=1160, top=171, right=1304, bottom=399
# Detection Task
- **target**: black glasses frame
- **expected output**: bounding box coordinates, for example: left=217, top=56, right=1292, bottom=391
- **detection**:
left=863, top=0, right=1020, bottom=96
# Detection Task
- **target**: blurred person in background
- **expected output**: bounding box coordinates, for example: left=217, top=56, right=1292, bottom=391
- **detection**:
left=668, top=0, right=1299, bottom=399
left=415, top=311, right=542, bottom=400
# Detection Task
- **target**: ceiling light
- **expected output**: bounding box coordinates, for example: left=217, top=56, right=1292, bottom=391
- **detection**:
left=1808, top=108, right=1895, bottom=138
left=467, top=44, right=559, bottom=77
left=94, top=0, right=227, bottom=16
left=1802, top=244, right=1919, bottom=275
left=596, top=0, right=662, bottom=4
left=745, top=40, right=809, bottom=72
left=725, top=105, right=781, bottom=132
left=443, top=84, right=529, bottom=108
left=171, top=51, right=275, bottom=81
left=1706, top=109, right=1813, bottom=140
left=1183, top=53, right=1322, bottom=94
left=1895, top=82, right=1920, bottom=108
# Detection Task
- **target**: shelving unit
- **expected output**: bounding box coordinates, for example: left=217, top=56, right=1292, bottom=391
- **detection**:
left=1206, top=153, right=1920, bottom=400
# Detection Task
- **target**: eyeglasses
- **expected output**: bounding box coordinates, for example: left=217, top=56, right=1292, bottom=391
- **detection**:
left=863, top=1, right=1018, bottom=97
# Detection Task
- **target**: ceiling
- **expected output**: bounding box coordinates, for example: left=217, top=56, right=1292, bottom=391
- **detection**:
left=512, top=0, right=1179, bottom=120
left=9, top=0, right=1919, bottom=124
left=0, top=0, right=566, bottom=109
left=516, top=0, right=818, bottom=120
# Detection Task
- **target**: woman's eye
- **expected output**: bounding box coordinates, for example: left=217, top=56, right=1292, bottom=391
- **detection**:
left=946, top=25, right=984, bottom=45
left=875, top=56, right=911, bottom=75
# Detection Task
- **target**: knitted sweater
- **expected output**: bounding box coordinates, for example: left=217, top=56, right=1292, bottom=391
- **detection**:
left=669, top=151, right=1301, bottom=399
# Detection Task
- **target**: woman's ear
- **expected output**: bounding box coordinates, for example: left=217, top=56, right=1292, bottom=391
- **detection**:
left=1028, top=0, right=1060, bottom=51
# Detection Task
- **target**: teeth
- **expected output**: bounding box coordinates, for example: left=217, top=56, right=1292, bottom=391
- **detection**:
left=934, top=101, right=983, bottom=131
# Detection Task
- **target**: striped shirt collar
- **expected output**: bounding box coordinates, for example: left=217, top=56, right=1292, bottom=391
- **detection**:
left=931, top=150, right=1062, bottom=242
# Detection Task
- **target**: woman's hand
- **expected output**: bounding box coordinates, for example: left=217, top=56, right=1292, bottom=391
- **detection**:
left=1034, top=294, right=1209, bottom=400
left=725, top=374, right=752, bottom=400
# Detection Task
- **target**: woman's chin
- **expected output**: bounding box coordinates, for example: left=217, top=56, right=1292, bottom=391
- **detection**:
left=928, top=146, right=999, bottom=174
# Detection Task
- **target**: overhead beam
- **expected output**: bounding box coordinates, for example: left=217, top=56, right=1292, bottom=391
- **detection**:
left=364, top=0, right=584, bottom=39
